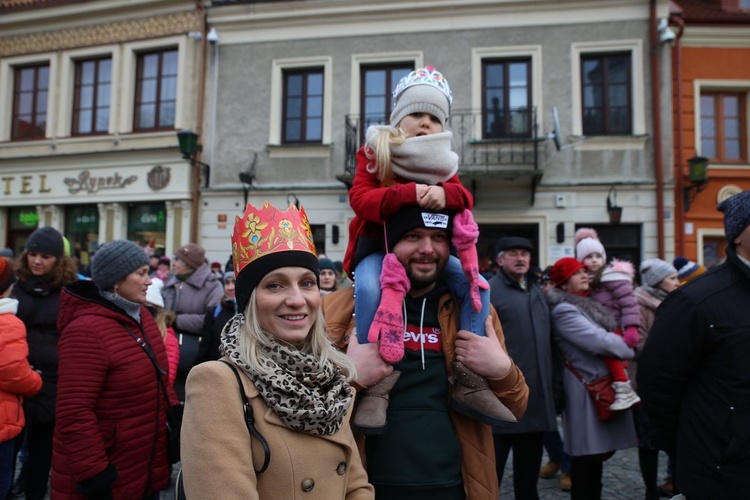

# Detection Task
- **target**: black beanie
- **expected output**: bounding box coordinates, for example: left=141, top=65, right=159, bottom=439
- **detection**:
left=384, top=206, right=452, bottom=251
left=26, top=227, right=64, bottom=257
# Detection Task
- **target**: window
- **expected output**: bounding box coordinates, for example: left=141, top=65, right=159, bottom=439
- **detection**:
left=134, top=49, right=177, bottom=131
left=360, top=63, right=412, bottom=129
left=72, top=57, right=112, bottom=135
left=700, top=92, right=746, bottom=163
left=12, top=64, right=49, bottom=140
left=282, top=68, right=324, bottom=143
left=482, top=58, right=532, bottom=138
left=581, top=53, right=632, bottom=135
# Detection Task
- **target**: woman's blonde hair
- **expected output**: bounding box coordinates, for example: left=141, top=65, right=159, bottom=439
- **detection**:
left=152, top=308, right=176, bottom=343
left=365, top=125, right=406, bottom=183
left=235, top=288, right=356, bottom=381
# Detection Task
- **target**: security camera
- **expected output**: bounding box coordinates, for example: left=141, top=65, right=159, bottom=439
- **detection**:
left=657, top=18, right=676, bottom=44
left=207, top=28, right=219, bottom=43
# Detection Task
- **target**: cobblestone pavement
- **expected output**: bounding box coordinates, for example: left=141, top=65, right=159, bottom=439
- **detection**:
left=500, top=445, right=671, bottom=499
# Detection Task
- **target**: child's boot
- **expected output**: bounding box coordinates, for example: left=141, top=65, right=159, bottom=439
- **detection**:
left=351, top=370, right=401, bottom=435
left=452, top=209, right=489, bottom=313
left=610, top=380, right=641, bottom=411
left=367, top=254, right=410, bottom=364
left=450, top=361, right=517, bottom=425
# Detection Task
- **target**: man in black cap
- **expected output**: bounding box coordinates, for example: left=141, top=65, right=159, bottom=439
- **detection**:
left=638, top=190, right=750, bottom=498
left=488, top=237, right=560, bottom=498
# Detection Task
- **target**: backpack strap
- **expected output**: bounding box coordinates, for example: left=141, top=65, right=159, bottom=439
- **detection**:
left=218, top=359, right=271, bottom=473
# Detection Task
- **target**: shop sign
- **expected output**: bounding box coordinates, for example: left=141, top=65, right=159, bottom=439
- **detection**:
left=64, top=170, right=137, bottom=194
left=147, top=166, right=170, bottom=191
left=8, top=208, right=38, bottom=230
left=1, top=175, right=52, bottom=195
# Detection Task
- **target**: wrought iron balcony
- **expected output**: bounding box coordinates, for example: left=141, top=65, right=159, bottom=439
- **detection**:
left=340, top=107, right=542, bottom=202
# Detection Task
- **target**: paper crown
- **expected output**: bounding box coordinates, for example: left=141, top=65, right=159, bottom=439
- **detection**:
left=231, top=202, right=319, bottom=312
left=393, top=65, right=453, bottom=109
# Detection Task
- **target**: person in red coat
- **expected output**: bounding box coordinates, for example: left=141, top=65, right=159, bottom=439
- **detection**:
left=0, top=257, right=42, bottom=498
left=52, top=240, right=177, bottom=499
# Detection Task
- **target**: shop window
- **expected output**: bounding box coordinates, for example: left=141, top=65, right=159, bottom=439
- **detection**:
left=311, top=224, right=326, bottom=256
left=574, top=223, right=642, bottom=277
left=12, top=64, right=49, bottom=140
left=65, top=205, right=99, bottom=269
left=6, top=207, right=39, bottom=256
left=127, top=202, right=166, bottom=253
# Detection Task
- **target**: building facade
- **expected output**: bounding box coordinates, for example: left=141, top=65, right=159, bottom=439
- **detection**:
left=0, top=0, right=206, bottom=265
left=670, top=0, right=750, bottom=267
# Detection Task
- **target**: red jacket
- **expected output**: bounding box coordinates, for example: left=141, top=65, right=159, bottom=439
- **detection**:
left=51, top=281, right=176, bottom=499
left=343, top=146, right=473, bottom=275
left=165, top=327, right=179, bottom=387
left=0, top=298, right=42, bottom=443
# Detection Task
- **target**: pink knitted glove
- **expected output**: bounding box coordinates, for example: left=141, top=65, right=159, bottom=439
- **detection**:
left=367, top=254, right=411, bottom=364
left=452, top=209, right=488, bottom=313
left=623, top=326, right=639, bottom=349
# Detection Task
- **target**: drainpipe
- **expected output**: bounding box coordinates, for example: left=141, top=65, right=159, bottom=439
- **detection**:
left=671, top=14, right=686, bottom=256
left=190, top=1, right=209, bottom=243
left=650, top=0, right=665, bottom=259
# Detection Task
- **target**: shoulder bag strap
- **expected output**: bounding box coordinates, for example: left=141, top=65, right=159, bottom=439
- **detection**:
left=218, top=360, right=271, bottom=473
left=122, top=323, right=172, bottom=405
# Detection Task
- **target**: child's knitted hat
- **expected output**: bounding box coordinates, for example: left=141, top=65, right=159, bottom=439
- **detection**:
left=574, top=227, right=606, bottom=263
left=390, top=66, right=453, bottom=128
left=673, top=257, right=705, bottom=284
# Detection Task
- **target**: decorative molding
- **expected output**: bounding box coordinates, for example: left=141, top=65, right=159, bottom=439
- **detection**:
left=0, top=11, right=200, bottom=57
left=681, top=27, right=750, bottom=48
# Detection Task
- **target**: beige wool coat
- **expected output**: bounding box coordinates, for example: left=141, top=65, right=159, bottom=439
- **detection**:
left=181, top=359, right=373, bottom=500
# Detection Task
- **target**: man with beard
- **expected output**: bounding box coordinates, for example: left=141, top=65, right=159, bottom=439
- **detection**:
left=488, top=237, right=560, bottom=499
left=323, top=206, right=528, bottom=500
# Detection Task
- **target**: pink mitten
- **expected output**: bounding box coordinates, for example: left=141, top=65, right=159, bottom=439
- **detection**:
left=367, top=254, right=411, bottom=364
left=623, top=326, right=639, bottom=349
left=452, top=209, right=486, bottom=312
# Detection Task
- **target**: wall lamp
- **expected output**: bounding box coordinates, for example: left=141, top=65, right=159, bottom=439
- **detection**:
left=607, top=186, right=623, bottom=225
left=684, top=155, right=709, bottom=212
left=177, top=130, right=211, bottom=188
left=239, top=153, right=258, bottom=206
left=286, top=193, right=300, bottom=209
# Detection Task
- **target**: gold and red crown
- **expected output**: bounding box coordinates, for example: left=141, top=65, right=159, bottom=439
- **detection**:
left=231, top=201, right=317, bottom=277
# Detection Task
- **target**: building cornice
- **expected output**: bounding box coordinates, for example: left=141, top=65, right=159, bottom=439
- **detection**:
left=681, top=26, right=750, bottom=47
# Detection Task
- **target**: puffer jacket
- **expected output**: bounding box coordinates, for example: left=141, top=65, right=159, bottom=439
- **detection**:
left=162, top=263, right=223, bottom=335
left=322, top=288, right=528, bottom=500
left=0, top=298, right=42, bottom=443
left=51, top=280, right=174, bottom=499
left=590, top=261, right=640, bottom=328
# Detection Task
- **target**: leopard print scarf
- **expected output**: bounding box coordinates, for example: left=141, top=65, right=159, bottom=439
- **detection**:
left=221, top=315, right=353, bottom=436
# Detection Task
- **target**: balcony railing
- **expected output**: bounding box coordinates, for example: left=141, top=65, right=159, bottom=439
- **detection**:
left=341, top=107, right=541, bottom=187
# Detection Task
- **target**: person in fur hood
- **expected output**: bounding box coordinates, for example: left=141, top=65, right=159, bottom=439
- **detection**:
left=574, top=228, right=640, bottom=412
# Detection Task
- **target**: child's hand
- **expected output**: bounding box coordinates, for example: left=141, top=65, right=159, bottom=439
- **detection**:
left=623, top=326, right=639, bottom=349
left=415, top=183, right=429, bottom=201
left=418, top=185, right=446, bottom=210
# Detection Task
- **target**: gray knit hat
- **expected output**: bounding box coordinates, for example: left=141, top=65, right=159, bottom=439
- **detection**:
left=390, top=66, right=452, bottom=128
left=718, top=190, right=750, bottom=244
left=92, top=240, right=150, bottom=291
left=639, top=259, right=677, bottom=288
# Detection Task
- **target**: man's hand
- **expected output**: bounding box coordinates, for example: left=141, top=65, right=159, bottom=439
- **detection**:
left=454, top=316, right=511, bottom=380
left=345, top=333, right=393, bottom=388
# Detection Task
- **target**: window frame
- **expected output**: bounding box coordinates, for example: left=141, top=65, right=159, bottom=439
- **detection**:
left=699, top=91, right=747, bottom=164
left=11, top=63, right=50, bottom=141
left=71, top=56, right=113, bottom=137
left=481, top=57, right=533, bottom=139
left=580, top=52, right=633, bottom=136
left=693, top=80, right=750, bottom=166
left=133, top=48, right=179, bottom=132
left=281, top=67, right=325, bottom=144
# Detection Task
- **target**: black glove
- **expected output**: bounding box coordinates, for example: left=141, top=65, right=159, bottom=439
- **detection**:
left=76, top=463, right=117, bottom=499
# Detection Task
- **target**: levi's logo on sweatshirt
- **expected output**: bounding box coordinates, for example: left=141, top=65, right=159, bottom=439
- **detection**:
left=403, top=323, right=443, bottom=352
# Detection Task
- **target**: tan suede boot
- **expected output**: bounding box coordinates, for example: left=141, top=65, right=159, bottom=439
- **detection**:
left=450, top=361, right=517, bottom=425
left=351, top=370, right=401, bottom=435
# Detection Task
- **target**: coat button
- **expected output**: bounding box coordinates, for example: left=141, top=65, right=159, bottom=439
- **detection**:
left=301, top=478, right=315, bottom=492
left=336, top=462, right=347, bottom=475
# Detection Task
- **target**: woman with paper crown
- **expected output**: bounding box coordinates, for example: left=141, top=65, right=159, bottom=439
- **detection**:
left=180, top=202, right=373, bottom=499
left=343, top=66, right=504, bottom=433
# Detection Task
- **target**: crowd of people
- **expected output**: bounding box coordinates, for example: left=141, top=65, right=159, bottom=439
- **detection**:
left=0, top=65, right=747, bottom=500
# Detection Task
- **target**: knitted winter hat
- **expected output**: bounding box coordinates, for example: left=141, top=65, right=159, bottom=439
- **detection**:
left=550, top=257, right=586, bottom=287
left=145, top=278, right=165, bottom=308
left=92, top=240, right=150, bottom=292
left=718, top=190, right=750, bottom=244
left=0, top=258, right=17, bottom=294
left=223, top=271, right=235, bottom=282
left=318, top=258, right=336, bottom=272
left=674, top=258, right=705, bottom=284
left=158, top=256, right=171, bottom=266
left=26, top=226, right=65, bottom=258
left=384, top=205, right=453, bottom=251
left=390, top=66, right=453, bottom=128
left=574, top=227, right=606, bottom=263
left=175, top=243, right=205, bottom=270
left=639, top=259, right=677, bottom=288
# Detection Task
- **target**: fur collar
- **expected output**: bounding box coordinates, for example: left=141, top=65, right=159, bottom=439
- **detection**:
left=546, top=286, right=617, bottom=331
